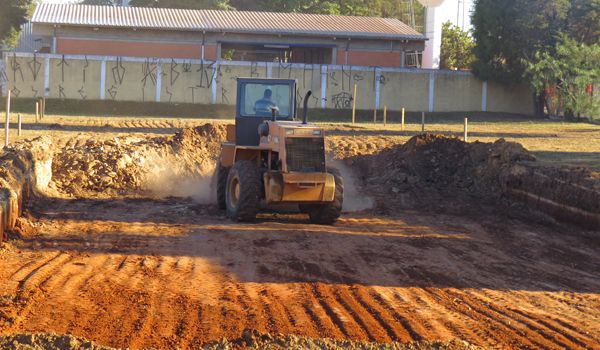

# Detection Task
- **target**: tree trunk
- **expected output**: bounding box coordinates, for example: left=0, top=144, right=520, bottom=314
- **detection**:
left=534, top=91, right=547, bottom=118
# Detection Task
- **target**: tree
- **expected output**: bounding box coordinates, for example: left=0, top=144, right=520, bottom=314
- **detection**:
left=0, top=0, right=33, bottom=49
left=440, top=21, right=474, bottom=70
left=565, top=0, right=600, bottom=45
left=471, top=0, right=600, bottom=116
left=525, top=36, right=600, bottom=119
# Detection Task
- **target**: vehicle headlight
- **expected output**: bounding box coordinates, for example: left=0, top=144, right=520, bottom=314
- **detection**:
left=312, top=130, right=322, bottom=136
left=285, top=129, right=294, bottom=135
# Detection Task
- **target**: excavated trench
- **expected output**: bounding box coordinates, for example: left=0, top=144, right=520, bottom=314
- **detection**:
left=0, top=123, right=599, bottom=349
left=9, top=122, right=599, bottom=229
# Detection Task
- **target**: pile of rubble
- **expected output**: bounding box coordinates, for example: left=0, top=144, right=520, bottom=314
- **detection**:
left=352, top=134, right=600, bottom=228
left=0, top=331, right=480, bottom=350
left=358, top=134, right=535, bottom=197
left=205, top=329, right=480, bottom=350
left=0, top=333, right=112, bottom=350
left=49, top=124, right=226, bottom=198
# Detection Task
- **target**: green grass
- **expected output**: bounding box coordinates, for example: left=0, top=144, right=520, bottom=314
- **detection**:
left=0, top=98, right=541, bottom=123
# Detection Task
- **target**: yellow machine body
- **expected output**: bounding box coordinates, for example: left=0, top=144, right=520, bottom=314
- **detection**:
left=220, top=121, right=335, bottom=204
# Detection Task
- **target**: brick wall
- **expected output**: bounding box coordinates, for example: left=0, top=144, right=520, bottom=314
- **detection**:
left=57, top=38, right=202, bottom=59
left=336, top=50, right=402, bottom=67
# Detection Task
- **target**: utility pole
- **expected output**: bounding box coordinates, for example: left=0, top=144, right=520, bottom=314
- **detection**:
left=457, top=0, right=461, bottom=26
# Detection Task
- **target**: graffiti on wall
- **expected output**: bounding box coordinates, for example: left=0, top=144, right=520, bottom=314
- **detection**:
left=28, top=54, right=41, bottom=81
left=56, top=55, right=70, bottom=99
left=10, top=54, right=24, bottom=83
left=250, top=62, right=267, bottom=78
left=79, top=57, right=89, bottom=99
left=328, top=66, right=368, bottom=109
left=275, top=62, right=292, bottom=79
left=141, top=58, right=158, bottom=101
left=107, top=57, right=126, bottom=100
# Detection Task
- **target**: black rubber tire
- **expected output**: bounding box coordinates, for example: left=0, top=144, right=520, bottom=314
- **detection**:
left=216, top=163, right=230, bottom=210
left=304, top=168, right=344, bottom=225
left=225, top=160, right=262, bottom=222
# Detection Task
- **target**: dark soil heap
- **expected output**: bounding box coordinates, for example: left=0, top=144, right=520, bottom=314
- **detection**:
left=359, top=134, right=534, bottom=196
left=352, top=134, right=600, bottom=228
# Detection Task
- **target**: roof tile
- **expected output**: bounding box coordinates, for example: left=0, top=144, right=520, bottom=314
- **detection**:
left=31, top=3, right=425, bottom=40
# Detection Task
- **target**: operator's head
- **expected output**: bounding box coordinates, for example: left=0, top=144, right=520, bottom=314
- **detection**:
left=264, top=89, right=272, bottom=99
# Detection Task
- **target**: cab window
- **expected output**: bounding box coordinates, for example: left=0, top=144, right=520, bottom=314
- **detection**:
left=241, top=83, right=292, bottom=118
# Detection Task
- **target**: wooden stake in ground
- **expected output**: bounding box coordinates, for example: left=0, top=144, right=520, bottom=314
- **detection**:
left=383, top=106, right=387, bottom=127
left=401, top=107, right=405, bottom=131
left=35, top=101, right=39, bottom=123
left=421, top=112, right=425, bottom=132
left=18, top=114, right=22, bottom=137
left=5, top=90, right=11, bottom=147
left=352, top=84, right=357, bottom=124
left=464, top=117, right=469, bottom=142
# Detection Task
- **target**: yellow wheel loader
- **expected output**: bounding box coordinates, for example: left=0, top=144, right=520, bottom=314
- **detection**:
left=217, top=78, right=343, bottom=224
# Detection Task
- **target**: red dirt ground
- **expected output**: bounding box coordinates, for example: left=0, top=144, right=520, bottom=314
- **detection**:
left=0, top=196, right=598, bottom=349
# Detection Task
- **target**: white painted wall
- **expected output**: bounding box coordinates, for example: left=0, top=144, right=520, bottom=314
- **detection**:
left=420, top=0, right=474, bottom=69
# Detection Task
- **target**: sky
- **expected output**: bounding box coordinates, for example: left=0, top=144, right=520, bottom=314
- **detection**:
left=39, top=0, right=476, bottom=30
left=437, top=0, right=475, bottom=30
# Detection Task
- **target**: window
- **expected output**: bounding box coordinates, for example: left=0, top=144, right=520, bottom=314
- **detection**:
left=240, top=83, right=293, bottom=119
left=221, top=43, right=332, bottom=64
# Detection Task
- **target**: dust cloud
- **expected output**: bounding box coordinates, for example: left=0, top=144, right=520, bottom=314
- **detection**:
left=142, top=154, right=371, bottom=210
left=142, top=154, right=216, bottom=204
left=330, top=160, right=374, bottom=212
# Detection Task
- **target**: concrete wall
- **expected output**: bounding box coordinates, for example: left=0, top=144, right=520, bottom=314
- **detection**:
left=1, top=52, right=535, bottom=115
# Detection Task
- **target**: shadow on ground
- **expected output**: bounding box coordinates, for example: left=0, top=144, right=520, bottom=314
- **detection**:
left=12, top=196, right=600, bottom=293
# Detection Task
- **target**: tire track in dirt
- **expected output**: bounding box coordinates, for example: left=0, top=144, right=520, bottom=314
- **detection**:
left=127, top=257, right=165, bottom=350
left=446, top=289, right=576, bottom=349
left=53, top=255, right=113, bottom=296
left=477, top=289, right=600, bottom=346
left=301, top=283, right=347, bottom=339
left=60, top=256, right=118, bottom=335
left=311, top=283, right=370, bottom=340
left=260, top=285, right=303, bottom=334
left=74, top=255, right=157, bottom=348
left=349, top=286, right=413, bottom=342
left=256, top=287, right=291, bottom=334
left=7, top=258, right=40, bottom=280
left=394, top=288, right=454, bottom=341
left=424, top=288, right=538, bottom=348
left=408, top=288, right=486, bottom=346
left=5, top=252, right=74, bottom=332
left=333, top=286, right=389, bottom=342
left=368, top=287, right=425, bottom=342
left=216, top=281, right=240, bottom=337
left=237, top=283, right=266, bottom=332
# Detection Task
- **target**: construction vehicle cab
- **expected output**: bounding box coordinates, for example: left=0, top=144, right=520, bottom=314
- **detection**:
left=217, top=78, right=343, bottom=224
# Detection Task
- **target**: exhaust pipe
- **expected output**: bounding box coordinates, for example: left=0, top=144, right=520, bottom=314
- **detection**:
left=302, top=90, right=312, bottom=124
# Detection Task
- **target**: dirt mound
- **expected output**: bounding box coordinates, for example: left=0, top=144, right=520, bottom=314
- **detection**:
left=0, top=333, right=112, bottom=350
left=362, top=134, right=534, bottom=196
left=48, top=124, right=226, bottom=198
left=351, top=134, right=600, bottom=228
